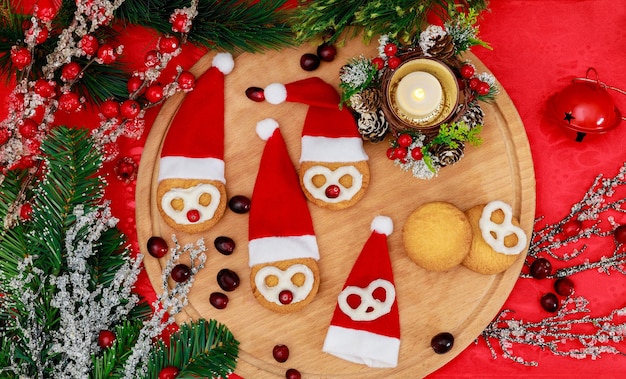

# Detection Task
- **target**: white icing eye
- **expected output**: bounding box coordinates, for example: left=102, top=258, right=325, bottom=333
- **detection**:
left=302, top=165, right=363, bottom=203
left=161, top=183, right=221, bottom=225
left=337, top=279, right=395, bottom=321
left=255, top=264, right=315, bottom=305
left=478, top=200, right=527, bottom=255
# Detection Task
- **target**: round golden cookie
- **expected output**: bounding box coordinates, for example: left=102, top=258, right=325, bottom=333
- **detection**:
left=402, top=201, right=472, bottom=272
left=299, top=160, right=369, bottom=210
left=250, top=257, right=320, bottom=313
left=462, top=204, right=523, bottom=275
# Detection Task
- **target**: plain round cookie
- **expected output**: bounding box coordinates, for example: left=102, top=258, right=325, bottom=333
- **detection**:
left=462, top=204, right=523, bottom=275
left=402, top=201, right=472, bottom=272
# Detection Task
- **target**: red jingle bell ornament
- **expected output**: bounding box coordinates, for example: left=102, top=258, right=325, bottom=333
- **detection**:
left=548, top=68, right=623, bottom=142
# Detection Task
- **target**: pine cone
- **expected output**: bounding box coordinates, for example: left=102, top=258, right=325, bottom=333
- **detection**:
left=426, top=34, right=455, bottom=59
left=460, top=100, right=484, bottom=128
left=431, top=142, right=464, bottom=166
left=355, top=109, right=389, bottom=143
left=349, top=87, right=382, bottom=113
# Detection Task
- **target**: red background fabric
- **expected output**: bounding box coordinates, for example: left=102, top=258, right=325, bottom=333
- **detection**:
left=2, top=0, right=626, bottom=377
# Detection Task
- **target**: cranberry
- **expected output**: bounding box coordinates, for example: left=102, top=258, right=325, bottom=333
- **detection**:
left=217, top=268, right=240, bottom=291
left=158, top=366, right=180, bottom=379
left=228, top=195, right=251, bottom=214
left=279, top=290, right=293, bottom=305
left=300, top=53, right=320, bottom=71
left=186, top=209, right=200, bottom=223
left=98, top=330, right=116, bottom=349
left=562, top=219, right=582, bottom=237
left=554, top=277, right=575, bottom=296
left=540, top=292, right=559, bottom=312
left=316, top=42, right=337, bottom=62
left=285, top=368, right=301, bottom=379
left=530, top=258, right=552, bottom=279
left=460, top=64, right=475, bottom=79
left=614, top=224, right=626, bottom=244
left=273, top=344, right=290, bottom=363
left=325, top=185, right=340, bottom=199
left=431, top=332, right=454, bottom=354
left=209, top=292, right=229, bottom=309
left=171, top=264, right=191, bottom=283
left=147, top=236, right=169, bottom=258
left=214, top=236, right=235, bottom=255
left=245, top=86, right=265, bottom=102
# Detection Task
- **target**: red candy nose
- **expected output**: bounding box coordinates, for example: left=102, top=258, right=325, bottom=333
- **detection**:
left=325, top=184, right=340, bottom=199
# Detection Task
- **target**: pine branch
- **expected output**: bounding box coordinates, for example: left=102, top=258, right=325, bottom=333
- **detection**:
left=90, top=320, right=144, bottom=379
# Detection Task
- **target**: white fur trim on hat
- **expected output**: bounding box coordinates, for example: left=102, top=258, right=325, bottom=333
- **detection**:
left=371, top=216, right=393, bottom=236
left=248, top=235, right=320, bottom=266
left=256, top=118, right=279, bottom=141
left=323, top=325, right=400, bottom=368
left=212, top=52, right=234, bottom=75
left=158, top=156, right=225, bottom=183
left=300, top=136, right=369, bottom=163
left=264, top=83, right=287, bottom=104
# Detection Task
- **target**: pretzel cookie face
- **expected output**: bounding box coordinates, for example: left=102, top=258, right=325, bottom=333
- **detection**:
left=338, top=279, right=396, bottom=321
left=250, top=258, right=320, bottom=313
left=156, top=178, right=227, bottom=234
left=299, top=161, right=370, bottom=210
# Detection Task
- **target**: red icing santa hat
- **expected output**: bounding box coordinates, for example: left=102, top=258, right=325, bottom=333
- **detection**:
left=158, top=52, right=234, bottom=183
left=264, top=77, right=368, bottom=164
left=322, top=215, right=400, bottom=368
left=248, top=118, right=320, bottom=266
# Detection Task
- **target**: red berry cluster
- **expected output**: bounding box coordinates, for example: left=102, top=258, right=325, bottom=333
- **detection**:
left=299, top=42, right=337, bottom=71
left=372, top=42, right=402, bottom=71
left=270, top=343, right=301, bottom=379
left=529, top=256, right=575, bottom=312
left=459, top=63, right=491, bottom=97
left=386, top=133, right=424, bottom=163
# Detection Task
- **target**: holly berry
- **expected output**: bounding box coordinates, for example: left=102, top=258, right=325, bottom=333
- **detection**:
left=100, top=99, right=120, bottom=119
left=98, top=330, right=116, bottom=349
left=411, top=147, right=424, bottom=160
left=209, top=292, right=229, bottom=309
left=460, top=64, right=475, bottom=79
left=170, top=13, right=189, bottom=33
left=33, top=79, right=55, bottom=98
left=217, top=268, right=240, bottom=292
left=127, top=76, right=145, bottom=95
left=0, top=128, right=11, bottom=145
left=371, top=57, right=385, bottom=70
left=228, top=195, right=251, bottom=214
left=158, top=35, right=180, bottom=54
left=34, top=27, right=49, bottom=44
left=325, top=184, right=340, bottom=199
left=186, top=209, right=200, bottom=223
left=387, top=56, right=401, bottom=70
left=177, top=71, right=195, bottom=91
left=431, top=332, right=454, bottom=354
left=214, top=236, right=236, bottom=255
left=279, top=290, right=293, bottom=305
left=540, top=292, right=559, bottom=312
left=476, top=81, right=491, bottom=96
left=393, top=146, right=407, bottom=160
left=614, top=224, right=626, bottom=244
left=245, top=87, right=265, bottom=102
left=97, top=44, right=117, bottom=64
left=384, top=42, right=398, bottom=57
left=300, top=53, right=320, bottom=71
left=61, top=62, right=82, bottom=82
left=386, top=147, right=396, bottom=160
left=316, top=42, right=337, bottom=62
left=285, top=368, right=301, bottom=379
left=120, top=99, right=141, bottom=119
left=554, top=277, right=575, bottom=296
left=562, top=218, right=582, bottom=238
left=147, top=236, right=169, bottom=258
left=529, top=257, right=552, bottom=279
left=18, top=119, right=38, bottom=139
left=171, top=264, right=191, bottom=283
left=397, top=133, right=413, bottom=147
left=145, top=84, right=164, bottom=103
left=144, top=49, right=160, bottom=68
left=10, top=46, right=32, bottom=70
left=158, top=366, right=180, bottom=379
left=273, top=344, right=290, bottom=363
left=114, top=157, right=138, bottom=182
left=468, top=77, right=480, bottom=90
left=35, top=0, right=58, bottom=22
left=79, top=34, right=99, bottom=55
left=57, top=92, right=81, bottom=113
left=19, top=203, right=33, bottom=220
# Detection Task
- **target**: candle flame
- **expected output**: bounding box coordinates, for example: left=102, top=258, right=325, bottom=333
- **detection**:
left=413, top=88, right=426, bottom=101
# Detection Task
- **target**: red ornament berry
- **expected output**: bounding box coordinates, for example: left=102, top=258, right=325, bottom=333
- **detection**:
left=245, top=87, right=265, bottom=102
left=177, top=71, right=195, bottom=91
left=57, top=92, right=81, bottom=113
left=98, top=330, right=116, bottom=349
left=0, top=127, right=11, bottom=145
left=530, top=257, right=552, bottom=279
left=384, top=42, right=398, bottom=57
left=431, top=332, right=454, bottom=354
left=127, top=76, right=144, bottom=95
left=147, top=236, right=169, bottom=258
left=114, top=157, right=137, bottom=182
left=171, top=264, right=191, bottom=283
left=300, top=53, right=320, bottom=71
left=316, top=42, right=337, bottom=62
left=170, top=13, right=189, bottom=33
left=460, top=64, right=475, bottom=79
left=614, top=224, right=626, bottom=244
left=120, top=99, right=141, bottom=119
left=145, top=84, right=164, bottom=103
left=97, top=44, right=117, bottom=64
left=19, top=203, right=33, bottom=220
left=158, top=366, right=180, bottom=379
left=393, top=146, right=407, bottom=160
left=371, top=57, right=385, bottom=70
left=554, top=277, right=575, bottom=296
left=11, top=46, right=32, bottom=70
left=34, top=27, right=49, bottom=44
left=100, top=99, right=120, bottom=119
left=34, top=79, right=55, bottom=98
left=228, top=195, right=251, bottom=214
left=79, top=34, right=99, bottom=55
left=325, top=184, right=340, bottom=199
left=476, top=81, right=490, bottom=96
left=186, top=209, right=200, bottom=223
left=61, top=62, right=82, bottom=82
left=397, top=133, right=413, bottom=147
left=273, top=344, right=290, bottom=363
left=209, top=292, right=229, bottom=309
left=217, top=268, right=240, bottom=292
left=285, top=368, right=301, bottom=379
left=158, top=35, right=180, bottom=54
left=469, top=77, right=480, bottom=90
left=214, top=236, right=236, bottom=255
left=18, top=119, right=38, bottom=139
left=540, top=292, right=559, bottom=312
left=35, top=0, right=58, bottom=22
left=144, top=49, right=160, bottom=68
left=387, top=56, right=401, bottom=69
left=411, top=147, right=424, bottom=160
left=386, top=147, right=396, bottom=160
left=562, top=219, right=582, bottom=238
left=279, top=290, right=293, bottom=305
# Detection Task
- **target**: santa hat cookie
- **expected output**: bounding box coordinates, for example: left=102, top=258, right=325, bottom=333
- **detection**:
left=322, top=216, right=400, bottom=368
left=156, top=52, right=234, bottom=233
left=263, top=77, right=370, bottom=210
left=248, top=118, right=321, bottom=313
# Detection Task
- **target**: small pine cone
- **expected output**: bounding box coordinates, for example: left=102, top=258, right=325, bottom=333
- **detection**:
left=431, top=142, right=464, bottom=166
left=460, top=100, right=484, bottom=128
left=426, top=34, right=455, bottom=59
left=355, top=109, right=389, bottom=142
left=349, top=87, right=382, bottom=113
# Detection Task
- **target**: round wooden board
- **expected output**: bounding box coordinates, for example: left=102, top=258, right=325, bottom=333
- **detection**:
left=136, top=38, right=535, bottom=378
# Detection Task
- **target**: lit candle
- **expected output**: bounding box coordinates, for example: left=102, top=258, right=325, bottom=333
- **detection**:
left=395, top=71, right=443, bottom=118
